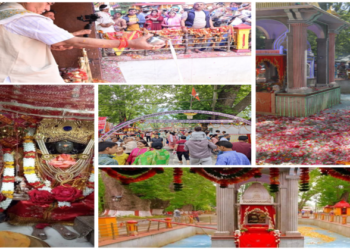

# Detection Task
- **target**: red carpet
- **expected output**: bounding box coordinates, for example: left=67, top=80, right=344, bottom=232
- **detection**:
left=239, top=226, right=278, bottom=248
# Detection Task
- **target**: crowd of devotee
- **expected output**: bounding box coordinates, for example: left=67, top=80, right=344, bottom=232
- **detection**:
left=95, top=2, right=251, bottom=54
left=98, top=126, right=251, bottom=166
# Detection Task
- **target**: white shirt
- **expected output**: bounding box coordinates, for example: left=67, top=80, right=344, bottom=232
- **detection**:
left=3, top=16, right=74, bottom=83
left=182, top=11, right=206, bottom=29
left=96, top=11, right=115, bottom=33
left=3, top=16, right=74, bottom=46
left=220, top=137, right=229, bottom=141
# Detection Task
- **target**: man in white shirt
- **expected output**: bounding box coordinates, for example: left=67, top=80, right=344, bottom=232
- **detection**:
left=96, top=4, right=115, bottom=33
left=181, top=2, right=214, bottom=53
left=0, top=2, right=165, bottom=83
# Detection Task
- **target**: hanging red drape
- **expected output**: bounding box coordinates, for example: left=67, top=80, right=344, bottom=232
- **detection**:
left=256, top=55, right=286, bottom=83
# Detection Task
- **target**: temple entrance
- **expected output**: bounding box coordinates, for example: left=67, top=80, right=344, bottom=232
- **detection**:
left=235, top=182, right=279, bottom=248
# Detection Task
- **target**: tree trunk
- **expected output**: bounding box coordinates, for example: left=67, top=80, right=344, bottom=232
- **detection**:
left=211, top=85, right=218, bottom=120
left=212, top=85, right=250, bottom=119
left=339, top=190, right=349, bottom=201
left=201, top=123, right=209, bottom=131
left=232, top=92, right=251, bottom=115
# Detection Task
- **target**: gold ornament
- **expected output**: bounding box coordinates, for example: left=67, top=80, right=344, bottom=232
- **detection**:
left=35, top=119, right=93, bottom=145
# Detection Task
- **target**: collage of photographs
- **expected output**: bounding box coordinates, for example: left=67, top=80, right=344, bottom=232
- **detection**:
left=1, top=1, right=350, bottom=249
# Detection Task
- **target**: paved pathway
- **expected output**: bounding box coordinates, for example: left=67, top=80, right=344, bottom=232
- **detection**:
left=160, top=224, right=350, bottom=248
left=163, top=146, right=217, bottom=165
left=162, top=235, right=211, bottom=248
left=300, top=224, right=350, bottom=248
left=325, top=94, right=350, bottom=112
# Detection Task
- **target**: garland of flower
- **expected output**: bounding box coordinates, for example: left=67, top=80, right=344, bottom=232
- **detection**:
left=173, top=168, right=183, bottom=191
left=23, top=135, right=45, bottom=189
left=299, top=168, right=310, bottom=192
left=190, top=168, right=261, bottom=188
left=0, top=148, right=15, bottom=212
left=269, top=168, right=279, bottom=193
left=319, top=168, right=350, bottom=182
left=253, top=169, right=262, bottom=178
left=100, top=168, right=164, bottom=185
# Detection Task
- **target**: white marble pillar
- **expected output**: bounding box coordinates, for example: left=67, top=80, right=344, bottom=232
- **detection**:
left=214, top=184, right=235, bottom=235
left=277, top=171, right=289, bottom=233
left=286, top=175, right=301, bottom=236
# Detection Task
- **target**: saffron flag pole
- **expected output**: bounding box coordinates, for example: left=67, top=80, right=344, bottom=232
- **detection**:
left=192, top=87, right=200, bottom=101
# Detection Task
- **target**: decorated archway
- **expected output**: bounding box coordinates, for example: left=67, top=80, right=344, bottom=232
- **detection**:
left=100, top=110, right=251, bottom=140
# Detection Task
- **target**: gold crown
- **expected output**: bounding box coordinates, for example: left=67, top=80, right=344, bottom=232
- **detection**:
left=35, top=119, right=94, bottom=145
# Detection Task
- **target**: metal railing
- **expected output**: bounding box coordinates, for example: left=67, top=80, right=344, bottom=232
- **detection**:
left=100, top=28, right=238, bottom=56
left=301, top=213, right=350, bottom=225
left=98, top=215, right=217, bottom=241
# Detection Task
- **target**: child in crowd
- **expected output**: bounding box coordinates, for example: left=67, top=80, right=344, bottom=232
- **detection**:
left=113, top=146, right=129, bottom=165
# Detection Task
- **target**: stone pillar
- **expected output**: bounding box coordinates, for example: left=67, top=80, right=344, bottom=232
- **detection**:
left=285, top=175, right=301, bottom=236
left=328, top=32, right=336, bottom=84
left=316, top=38, right=328, bottom=84
left=214, top=184, right=235, bottom=235
left=278, top=171, right=289, bottom=234
left=287, top=22, right=312, bottom=93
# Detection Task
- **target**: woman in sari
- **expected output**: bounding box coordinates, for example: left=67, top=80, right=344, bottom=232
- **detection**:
left=132, top=142, right=170, bottom=165
left=167, top=132, right=178, bottom=149
left=145, top=10, right=164, bottom=31
left=126, top=140, right=153, bottom=165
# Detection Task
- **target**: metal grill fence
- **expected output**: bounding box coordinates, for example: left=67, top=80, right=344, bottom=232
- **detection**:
left=98, top=215, right=217, bottom=241
left=100, top=28, right=239, bottom=56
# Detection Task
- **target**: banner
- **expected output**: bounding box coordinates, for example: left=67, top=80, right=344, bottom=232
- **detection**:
left=98, top=117, right=107, bottom=131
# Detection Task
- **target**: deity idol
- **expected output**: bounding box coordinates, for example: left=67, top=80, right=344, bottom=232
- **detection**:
left=2, top=119, right=94, bottom=239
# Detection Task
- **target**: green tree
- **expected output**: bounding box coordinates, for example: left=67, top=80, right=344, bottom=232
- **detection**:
left=298, top=169, right=350, bottom=210
left=126, top=168, right=216, bottom=211
left=256, top=28, right=267, bottom=50
left=169, top=85, right=251, bottom=121
left=98, top=172, right=106, bottom=214
left=99, top=85, right=170, bottom=124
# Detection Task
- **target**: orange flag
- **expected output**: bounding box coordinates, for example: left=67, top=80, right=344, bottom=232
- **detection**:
left=192, top=87, right=200, bottom=101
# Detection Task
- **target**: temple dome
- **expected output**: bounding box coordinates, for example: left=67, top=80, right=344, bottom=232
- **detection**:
left=241, top=182, right=273, bottom=204
left=333, top=200, right=350, bottom=208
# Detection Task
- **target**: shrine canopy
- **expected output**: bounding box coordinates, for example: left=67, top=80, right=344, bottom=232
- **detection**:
left=0, top=85, right=94, bottom=120
left=333, top=200, right=350, bottom=208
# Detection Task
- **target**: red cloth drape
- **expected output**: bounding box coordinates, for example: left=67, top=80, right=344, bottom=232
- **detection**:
left=239, top=231, right=278, bottom=248
left=7, top=193, right=94, bottom=223
left=256, top=55, right=286, bottom=83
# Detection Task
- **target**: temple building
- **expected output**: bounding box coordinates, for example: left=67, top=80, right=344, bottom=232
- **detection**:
left=256, top=2, right=350, bottom=117
left=212, top=168, right=303, bottom=248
